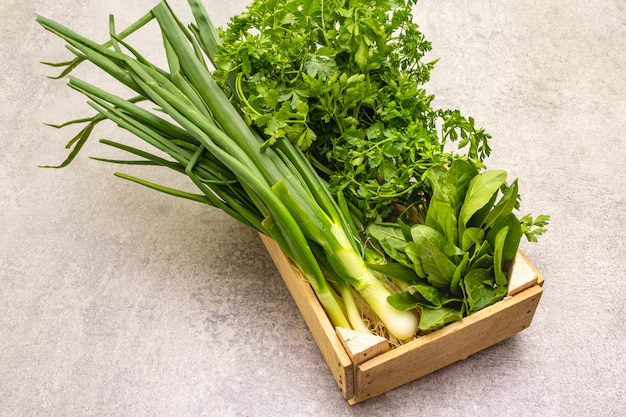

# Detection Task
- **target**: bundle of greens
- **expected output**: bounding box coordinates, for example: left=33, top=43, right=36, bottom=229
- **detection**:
left=37, top=0, right=547, bottom=340
left=212, top=0, right=492, bottom=223
left=367, top=160, right=537, bottom=331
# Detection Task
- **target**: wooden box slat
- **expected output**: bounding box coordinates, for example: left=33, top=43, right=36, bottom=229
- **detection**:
left=353, top=285, right=542, bottom=402
left=259, top=234, right=544, bottom=404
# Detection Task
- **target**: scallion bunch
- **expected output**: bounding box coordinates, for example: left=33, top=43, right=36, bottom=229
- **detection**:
left=37, top=0, right=419, bottom=340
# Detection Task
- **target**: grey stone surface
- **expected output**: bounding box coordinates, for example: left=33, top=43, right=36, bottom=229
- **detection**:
left=1, top=0, right=624, bottom=416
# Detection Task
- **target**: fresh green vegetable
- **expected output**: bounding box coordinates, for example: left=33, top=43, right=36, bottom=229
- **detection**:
left=37, top=0, right=548, bottom=341
left=366, top=160, right=537, bottom=332
left=212, top=0, right=492, bottom=222
left=36, top=0, right=419, bottom=340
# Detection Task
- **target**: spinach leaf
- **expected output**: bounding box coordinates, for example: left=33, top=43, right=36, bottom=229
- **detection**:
left=467, top=240, right=494, bottom=272
left=408, top=283, right=445, bottom=309
left=451, top=252, right=470, bottom=295
left=439, top=159, right=478, bottom=215
left=387, top=291, right=422, bottom=311
left=423, top=165, right=447, bottom=199
left=418, top=306, right=464, bottom=332
left=459, top=170, right=507, bottom=229
left=492, top=226, right=510, bottom=289
left=463, top=268, right=500, bottom=313
left=387, top=282, right=444, bottom=311
left=461, top=227, right=484, bottom=252
left=367, top=261, right=417, bottom=284
left=468, top=190, right=499, bottom=229
left=366, top=222, right=412, bottom=267
left=419, top=240, right=458, bottom=290
left=410, top=224, right=448, bottom=254
left=425, top=201, right=458, bottom=245
left=487, top=213, right=522, bottom=263
left=367, top=222, right=408, bottom=248
left=484, top=179, right=519, bottom=229
left=405, top=242, right=426, bottom=278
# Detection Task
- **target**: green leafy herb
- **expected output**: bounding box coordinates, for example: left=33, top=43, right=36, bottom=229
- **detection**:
left=520, top=214, right=551, bottom=242
left=367, top=160, right=544, bottom=332
left=214, top=0, right=493, bottom=222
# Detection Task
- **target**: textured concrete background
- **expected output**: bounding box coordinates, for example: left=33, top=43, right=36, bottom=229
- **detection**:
left=1, top=0, right=624, bottom=416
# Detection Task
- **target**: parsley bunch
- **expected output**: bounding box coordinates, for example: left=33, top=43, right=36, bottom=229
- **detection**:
left=214, top=0, right=491, bottom=222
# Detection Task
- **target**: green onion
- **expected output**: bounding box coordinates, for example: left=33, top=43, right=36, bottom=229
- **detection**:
left=36, top=1, right=418, bottom=340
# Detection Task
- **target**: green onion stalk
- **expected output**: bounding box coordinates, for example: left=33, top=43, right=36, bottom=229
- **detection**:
left=36, top=0, right=418, bottom=340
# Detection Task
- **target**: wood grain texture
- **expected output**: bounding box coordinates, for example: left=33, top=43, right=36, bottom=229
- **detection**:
left=260, top=234, right=544, bottom=404
left=336, top=327, right=389, bottom=366
left=353, top=285, right=543, bottom=402
left=507, top=250, right=540, bottom=296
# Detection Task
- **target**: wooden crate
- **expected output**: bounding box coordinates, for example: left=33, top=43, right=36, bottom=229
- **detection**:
left=260, top=234, right=544, bottom=404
